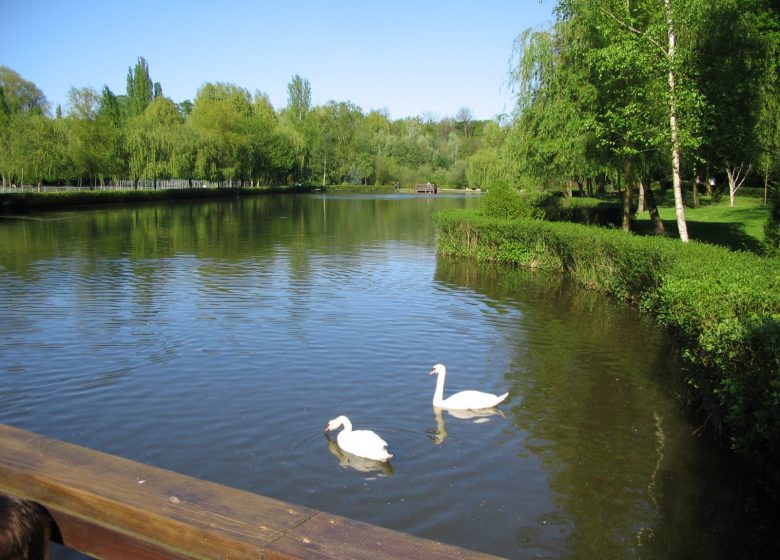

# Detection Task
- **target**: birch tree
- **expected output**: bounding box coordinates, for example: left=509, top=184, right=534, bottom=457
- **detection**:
left=583, top=0, right=704, bottom=241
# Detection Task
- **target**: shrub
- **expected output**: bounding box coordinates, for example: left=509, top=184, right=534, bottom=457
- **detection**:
left=764, top=186, right=780, bottom=257
left=481, top=180, right=543, bottom=221
left=534, top=193, right=624, bottom=226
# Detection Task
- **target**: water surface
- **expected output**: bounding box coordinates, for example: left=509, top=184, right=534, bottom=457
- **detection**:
left=0, top=194, right=776, bottom=559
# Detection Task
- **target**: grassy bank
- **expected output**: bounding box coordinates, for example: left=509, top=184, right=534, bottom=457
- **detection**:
left=0, top=185, right=316, bottom=213
left=435, top=209, right=780, bottom=474
left=634, top=194, right=770, bottom=252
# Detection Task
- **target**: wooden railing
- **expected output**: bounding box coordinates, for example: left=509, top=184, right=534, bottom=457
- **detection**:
left=0, top=424, right=504, bottom=559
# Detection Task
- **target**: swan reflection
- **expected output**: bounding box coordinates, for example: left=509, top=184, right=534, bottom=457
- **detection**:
left=324, top=434, right=394, bottom=476
left=428, top=405, right=505, bottom=445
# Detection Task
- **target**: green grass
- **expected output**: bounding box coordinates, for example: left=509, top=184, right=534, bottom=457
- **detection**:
left=633, top=191, right=770, bottom=252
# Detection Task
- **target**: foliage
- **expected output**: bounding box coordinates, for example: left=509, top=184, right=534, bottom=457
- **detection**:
left=765, top=186, right=780, bottom=256
left=0, top=66, right=48, bottom=114
left=536, top=194, right=624, bottom=226
left=502, top=0, right=780, bottom=240
left=481, top=181, right=543, bottom=221
left=125, top=57, right=155, bottom=119
left=435, top=209, right=780, bottom=466
left=0, top=62, right=500, bottom=189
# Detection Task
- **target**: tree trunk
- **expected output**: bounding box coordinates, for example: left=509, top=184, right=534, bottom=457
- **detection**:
left=693, top=174, right=700, bottom=208
left=764, top=168, right=770, bottom=205
left=637, top=178, right=646, bottom=213
left=622, top=161, right=634, bottom=232
left=641, top=178, right=666, bottom=236
left=321, top=154, right=328, bottom=187
left=726, top=164, right=750, bottom=207
left=665, top=0, right=689, bottom=242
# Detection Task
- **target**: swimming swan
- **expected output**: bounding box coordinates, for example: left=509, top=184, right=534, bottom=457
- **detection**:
left=428, top=363, right=508, bottom=410
left=324, top=416, right=393, bottom=462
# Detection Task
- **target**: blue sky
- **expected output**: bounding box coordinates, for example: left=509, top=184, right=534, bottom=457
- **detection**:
left=1, top=0, right=554, bottom=120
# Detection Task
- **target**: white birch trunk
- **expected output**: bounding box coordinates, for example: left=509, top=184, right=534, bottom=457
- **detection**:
left=665, top=0, right=689, bottom=242
left=726, top=164, right=751, bottom=207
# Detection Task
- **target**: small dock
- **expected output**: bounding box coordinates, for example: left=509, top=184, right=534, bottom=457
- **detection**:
left=0, top=424, right=504, bottom=559
left=416, top=182, right=438, bottom=194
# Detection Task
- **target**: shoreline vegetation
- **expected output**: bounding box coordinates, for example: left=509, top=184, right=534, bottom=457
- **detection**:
left=434, top=204, right=780, bottom=491
left=0, top=184, right=479, bottom=214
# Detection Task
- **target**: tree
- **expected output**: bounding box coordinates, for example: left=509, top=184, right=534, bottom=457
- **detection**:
left=189, top=82, right=254, bottom=183
left=126, top=97, right=184, bottom=185
left=455, top=107, right=474, bottom=139
left=5, top=113, right=61, bottom=187
left=65, top=86, right=115, bottom=186
left=506, top=23, right=598, bottom=197
left=0, top=66, right=48, bottom=114
left=695, top=1, right=776, bottom=207
left=282, top=75, right=313, bottom=181
left=126, top=57, right=155, bottom=118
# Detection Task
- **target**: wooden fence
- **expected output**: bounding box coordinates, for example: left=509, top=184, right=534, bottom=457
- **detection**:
left=0, top=424, right=504, bottom=560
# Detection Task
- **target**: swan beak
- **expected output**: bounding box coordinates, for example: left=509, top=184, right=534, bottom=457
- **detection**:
left=323, top=425, right=331, bottom=433
left=427, top=368, right=436, bottom=376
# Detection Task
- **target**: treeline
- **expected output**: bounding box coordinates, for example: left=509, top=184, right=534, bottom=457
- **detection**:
left=491, top=0, right=780, bottom=242
left=0, top=59, right=499, bottom=190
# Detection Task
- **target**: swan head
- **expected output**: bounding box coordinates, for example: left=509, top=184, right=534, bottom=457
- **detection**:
left=428, top=363, right=446, bottom=376
left=324, top=415, right=349, bottom=433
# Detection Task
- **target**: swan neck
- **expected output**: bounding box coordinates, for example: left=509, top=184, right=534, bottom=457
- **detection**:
left=433, top=369, right=446, bottom=405
left=340, top=417, right=352, bottom=433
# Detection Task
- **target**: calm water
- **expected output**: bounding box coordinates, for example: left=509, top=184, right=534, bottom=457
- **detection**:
left=0, top=194, right=777, bottom=559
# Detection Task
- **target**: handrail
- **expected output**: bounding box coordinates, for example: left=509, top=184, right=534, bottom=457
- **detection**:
left=0, top=424, right=504, bottom=559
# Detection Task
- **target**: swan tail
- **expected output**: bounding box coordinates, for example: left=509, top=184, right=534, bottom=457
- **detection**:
left=496, top=392, right=509, bottom=405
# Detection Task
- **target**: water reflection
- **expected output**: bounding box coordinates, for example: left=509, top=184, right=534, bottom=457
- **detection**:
left=428, top=406, right=505, bottom=445
left=324, top=434, right=394, bottom=476
left=434, top=255, right=780, bottom=558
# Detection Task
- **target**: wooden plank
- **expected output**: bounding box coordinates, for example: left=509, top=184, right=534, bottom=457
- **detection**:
left=0, top=424, right=506, bottom=560
left=0, top=424, right=315, bottom=559
left=267, top=512, right=502, bottom=560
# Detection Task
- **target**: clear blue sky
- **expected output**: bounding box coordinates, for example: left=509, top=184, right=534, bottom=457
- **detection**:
left=1, top=0, right=554, bottom=120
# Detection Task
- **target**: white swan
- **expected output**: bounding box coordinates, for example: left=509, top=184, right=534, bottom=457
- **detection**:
left=324, top=416, right=393, bottom=462
left=325, top=436, right=394, bottom=476
left=428, top=363, right=508, bottom=410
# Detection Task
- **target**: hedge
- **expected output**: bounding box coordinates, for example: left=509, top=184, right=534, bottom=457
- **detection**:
left=435, top=209, right=780, bottom=467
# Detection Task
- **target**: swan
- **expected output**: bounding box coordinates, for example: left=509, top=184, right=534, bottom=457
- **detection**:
left=325, top=436, right=394, bottom=476
left=428, top=363, right=508, bottom=410
left=324, top=416, right=393, bottom=462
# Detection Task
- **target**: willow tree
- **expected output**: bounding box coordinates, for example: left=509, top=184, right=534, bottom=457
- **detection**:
left=282, top=75, right=313, bottom=181
left=507, top=25, right=598, bottom=197
left=189, top=82, right=254, bottom=183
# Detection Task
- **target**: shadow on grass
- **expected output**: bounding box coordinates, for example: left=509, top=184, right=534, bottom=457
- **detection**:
left=634, top=209, right=765, bottom=253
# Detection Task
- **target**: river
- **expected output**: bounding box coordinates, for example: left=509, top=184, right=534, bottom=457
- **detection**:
left=0, top=193, right=776, bottom=559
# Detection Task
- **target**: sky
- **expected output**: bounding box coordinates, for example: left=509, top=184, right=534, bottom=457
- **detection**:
left=1, top=0, right=554, bottom=121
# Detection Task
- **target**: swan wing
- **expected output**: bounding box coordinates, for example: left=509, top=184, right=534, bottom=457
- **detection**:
left=339, top=429, right=392, bottom=461
left=441, top=390, right=508, bottom=410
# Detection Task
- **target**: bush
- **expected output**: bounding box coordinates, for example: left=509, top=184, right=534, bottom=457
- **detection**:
left=481, top=180, right=543, bottom=221
left=435, top=209, right=780, bottom=467
left=764, top=186, right=780, bottom=257
left=534, top=193, right=624, bottom=226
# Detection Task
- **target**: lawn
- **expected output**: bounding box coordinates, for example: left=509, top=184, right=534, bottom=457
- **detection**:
left=633, top=191, right=770, bottom=252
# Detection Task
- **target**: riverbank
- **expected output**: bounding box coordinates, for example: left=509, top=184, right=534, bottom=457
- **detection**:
left=435, top=209, right=780, bottom=489
left=0, top=184, right=479, bottom=214
left=0, top=186, right=319, bottom=214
